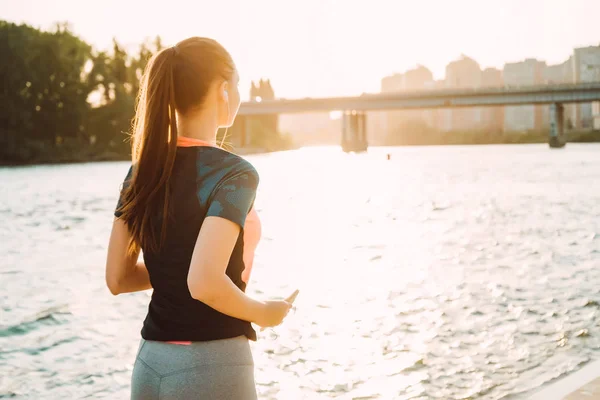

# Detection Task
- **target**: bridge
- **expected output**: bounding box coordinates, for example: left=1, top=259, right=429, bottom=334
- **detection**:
left=236, top=83, right=600, bottom=150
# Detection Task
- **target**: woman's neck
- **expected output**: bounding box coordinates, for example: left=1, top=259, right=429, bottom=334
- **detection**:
left=176, top=110, right=219, bottom=145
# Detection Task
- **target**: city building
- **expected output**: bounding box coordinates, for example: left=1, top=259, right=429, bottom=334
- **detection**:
left=481, top=68, right=504, bottom=132
left=380, top=65, right=436, bottom=142
left=543, top=58, right=575, bottom=129
left=544, top=58, right=573, bottom=84
left=249, top=79, right=278, bottom=134
left=572, top=45, right=600, bottom=129
left=441, top=55, right=482, bottom=132
left=503, top=59, right=546, bottom=132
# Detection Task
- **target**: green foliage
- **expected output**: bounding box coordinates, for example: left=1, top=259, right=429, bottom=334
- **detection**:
left=0, top=21, right=92, bottom=162
left=0, top=21, right=291, bottom=164
left=567, top=130, right=600, bottom=143
left=0, top=21, right=167, bottom=165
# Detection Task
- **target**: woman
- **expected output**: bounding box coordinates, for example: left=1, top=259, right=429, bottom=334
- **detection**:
left=105, top=37, right=292, bottom=399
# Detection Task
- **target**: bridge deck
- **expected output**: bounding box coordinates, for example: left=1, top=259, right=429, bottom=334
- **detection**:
left=238, top=83, right=600, bottom=115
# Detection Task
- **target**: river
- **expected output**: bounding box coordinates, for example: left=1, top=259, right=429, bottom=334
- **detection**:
left=1, top=144, right=599, bottom=399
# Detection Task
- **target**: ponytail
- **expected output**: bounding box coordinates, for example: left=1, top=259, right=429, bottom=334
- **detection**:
left=116, top=37, right=235, bottom=255
left=119, top=48, right=179, bottom=254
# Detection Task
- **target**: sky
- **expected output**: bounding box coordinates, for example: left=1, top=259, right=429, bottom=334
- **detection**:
left=2, top=0, right=599, bottom=99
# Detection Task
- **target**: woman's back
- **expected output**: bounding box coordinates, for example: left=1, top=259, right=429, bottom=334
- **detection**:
left=116, top=142, right=259, bottom=342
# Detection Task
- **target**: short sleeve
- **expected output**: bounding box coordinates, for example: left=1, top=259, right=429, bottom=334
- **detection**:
left=206, top=170, right=258, bottom=228
left=114, top=165, right=134, bottom=218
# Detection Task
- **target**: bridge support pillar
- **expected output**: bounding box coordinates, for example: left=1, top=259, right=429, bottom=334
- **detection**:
left=233, top=115, right=250, bottom=148
left=341, top=111, right=368, bottom=153
left=549, top=103, right=566, bottom=148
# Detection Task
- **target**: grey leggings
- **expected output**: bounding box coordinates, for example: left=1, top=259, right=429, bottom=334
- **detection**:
left=131, top=336, right=257, bottom=400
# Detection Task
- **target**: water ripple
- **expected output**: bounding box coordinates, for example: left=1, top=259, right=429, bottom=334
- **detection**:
left=1, top=144, right=600, bottom=399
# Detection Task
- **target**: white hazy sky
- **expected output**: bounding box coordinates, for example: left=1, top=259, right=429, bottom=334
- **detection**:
left=2, top=0, right=599, bottom=99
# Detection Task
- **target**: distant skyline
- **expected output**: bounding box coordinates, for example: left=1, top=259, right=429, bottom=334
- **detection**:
left=2, top=0, right=599, bottom=99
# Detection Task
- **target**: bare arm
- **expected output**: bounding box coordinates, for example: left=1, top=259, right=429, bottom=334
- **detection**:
left=187, top=216, right=266, bottom=324
left=105, top=218, right=152, bottom=295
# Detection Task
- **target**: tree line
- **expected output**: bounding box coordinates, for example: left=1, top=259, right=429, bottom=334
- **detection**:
left=0, top=21, right=290, bottom=165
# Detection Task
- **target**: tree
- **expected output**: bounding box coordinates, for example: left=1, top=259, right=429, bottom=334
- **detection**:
left=85, top=37, right=165, bottom=157
left=0, top=21, right=93, bottom=162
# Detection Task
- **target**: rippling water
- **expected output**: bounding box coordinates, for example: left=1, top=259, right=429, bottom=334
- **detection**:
left=1, top=144, right=600, bottom=399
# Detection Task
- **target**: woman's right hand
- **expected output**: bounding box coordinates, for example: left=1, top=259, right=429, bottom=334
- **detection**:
left=256, top=300, right=292, bottom=328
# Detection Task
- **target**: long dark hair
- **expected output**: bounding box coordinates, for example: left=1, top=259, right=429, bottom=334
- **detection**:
left=116, top=37, right=235, bottom=254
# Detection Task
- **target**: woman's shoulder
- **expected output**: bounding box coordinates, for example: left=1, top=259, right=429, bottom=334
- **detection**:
left=193, top=148, right=259, bottom=199
left=195, top=147, right=257, bottom=178
left=220, top=153, right=259, bottom=187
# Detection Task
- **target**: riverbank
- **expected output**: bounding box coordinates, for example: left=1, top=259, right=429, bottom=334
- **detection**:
left=0, top=147, right=272, bottom=167
left=529, top=359, right=600, bottom=400
left=384, top=129, right=600, bottom=146
left=2, top=131, right=599, bottom=166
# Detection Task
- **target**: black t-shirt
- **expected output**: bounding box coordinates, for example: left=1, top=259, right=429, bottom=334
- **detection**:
left=114, top=145, right=259, bottom=342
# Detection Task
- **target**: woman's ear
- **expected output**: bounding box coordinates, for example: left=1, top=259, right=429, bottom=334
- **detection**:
left=220, top=81, right=229, bottom=102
